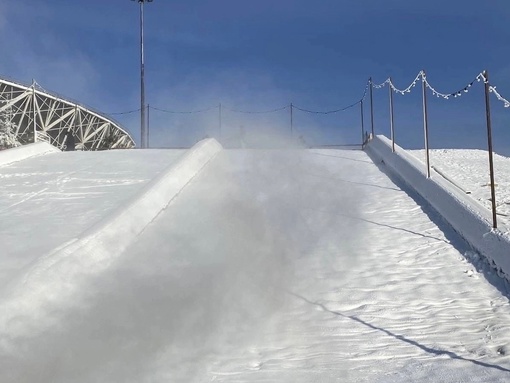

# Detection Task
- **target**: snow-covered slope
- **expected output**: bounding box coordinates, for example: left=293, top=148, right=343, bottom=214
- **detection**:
left=365, top=135, right=510, bottom=282
left=1, top=142, right=510, bottom=382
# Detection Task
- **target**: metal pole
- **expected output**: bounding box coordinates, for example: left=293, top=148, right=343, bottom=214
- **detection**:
left=147, top=104, right=150, bottom=148
left=290, top=103, right=293, bottom=139
left=32, top=80, right=37, bottom=143
left=360, top=100, right=365, bottom=148
left=369, top=77, right=374, bottom=138
left=484, top=70, right=497, bottom=229
left=389, top=77, right=395, bottom=152
left=219, top=103, right=222, bottom=140
left=421, top=70, right=431, bottom=178
left=139, top=1, right=146, bottom=148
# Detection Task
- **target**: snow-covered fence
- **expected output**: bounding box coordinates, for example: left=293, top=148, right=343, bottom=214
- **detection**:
left=366, top=134, right=510, bottom=282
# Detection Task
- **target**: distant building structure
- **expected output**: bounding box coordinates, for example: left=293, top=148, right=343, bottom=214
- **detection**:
left=0, top=77, right=135, bottom=150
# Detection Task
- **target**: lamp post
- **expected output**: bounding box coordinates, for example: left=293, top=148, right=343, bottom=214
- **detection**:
left=132, top=0, right=153, bottom=149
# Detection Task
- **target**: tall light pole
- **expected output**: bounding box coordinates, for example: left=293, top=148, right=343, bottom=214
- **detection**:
left=132, top=0, right=153, bottom=148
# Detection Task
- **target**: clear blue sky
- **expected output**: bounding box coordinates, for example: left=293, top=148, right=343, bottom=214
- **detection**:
left=1, top=0, right=510, bottom=151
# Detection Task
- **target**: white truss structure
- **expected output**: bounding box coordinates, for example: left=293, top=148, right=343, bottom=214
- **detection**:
left=0, top=77, right=135, bottom=150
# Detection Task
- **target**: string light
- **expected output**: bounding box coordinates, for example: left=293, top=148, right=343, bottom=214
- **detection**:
left=488, top=86, right=510, bottom=108
left=107, top=70, right=510, bottom=118
left=384, top=72, right=423, bottom=95
left=421, top=72, right=483, bottom=100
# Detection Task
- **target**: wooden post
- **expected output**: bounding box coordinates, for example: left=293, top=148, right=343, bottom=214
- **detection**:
left=483, top=70, right=498, bottom=229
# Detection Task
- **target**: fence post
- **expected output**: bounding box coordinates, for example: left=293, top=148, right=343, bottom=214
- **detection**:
left=369, top=77, right=374, bottom=138
left=389, top=77, right=395, bottom=152
left=360, top=100, right=365, bottom=148
left=421, top=70, right=431, bottom=178
left=483, top=70, right=498, bottom=229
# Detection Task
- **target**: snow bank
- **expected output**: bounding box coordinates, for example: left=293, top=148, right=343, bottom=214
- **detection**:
left=365, top=135, right=510, bottom=281
left=0, top=138, right=223, bottom=337
left=0, top=142, right=59, bottom=167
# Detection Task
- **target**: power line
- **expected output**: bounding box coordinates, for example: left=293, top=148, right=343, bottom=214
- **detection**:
left=150, top=105, right=217, bottom=114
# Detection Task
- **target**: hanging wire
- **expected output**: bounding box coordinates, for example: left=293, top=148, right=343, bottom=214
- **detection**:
left=109, top=108, right=142, bottom=115
left=293, top=100, right=360, bottom=114
left=225, top=105, right=289, bottom=114
left=423, top=72, right=484, bottom=100
left=150, top=105, right=218, bottom=114
left=359, top=80, right=370, bottom=102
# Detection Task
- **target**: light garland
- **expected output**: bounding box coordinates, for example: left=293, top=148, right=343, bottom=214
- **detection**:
left=372, top=72, right=423, bottom=95
left=489, top=86, right=510, bottom=108
left=422, top=72, right=484, bottom=100
left=389, top=72, right=423, bottom=95
left=372, top=79, right=390, bottom=89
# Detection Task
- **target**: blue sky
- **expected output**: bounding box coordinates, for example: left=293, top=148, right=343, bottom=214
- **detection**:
left=1, top=0, right=510, bottom=151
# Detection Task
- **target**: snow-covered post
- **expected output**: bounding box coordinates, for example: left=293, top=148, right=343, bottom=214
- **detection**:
left=369, top=77, right=374, bottom=138
left=389, top=77, right=395, bottom=152
left=421, top=70, right=431, bottom=178
left=483, top=70, right=497, bottom=229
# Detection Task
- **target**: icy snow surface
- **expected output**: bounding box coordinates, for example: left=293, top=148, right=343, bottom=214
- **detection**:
left=2, top=147, right=510, bottom=382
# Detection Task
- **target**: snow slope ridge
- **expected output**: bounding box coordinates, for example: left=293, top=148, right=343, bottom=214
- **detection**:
left=0, top=138, right=223, bottom=339
left=366, top=135, right=510, bottom=281
left=0, top=142, right=60, bottom=167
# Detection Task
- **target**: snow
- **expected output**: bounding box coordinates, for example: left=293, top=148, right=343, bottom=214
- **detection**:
left=1, top=138, right=510, bottom=382
left=0, top=147, right=186, bottom=289
left=0, top=141, right=59, bottom=167
left=366, top=135, right=510, bottom=282
left=411, top=148, right=510, bottom=223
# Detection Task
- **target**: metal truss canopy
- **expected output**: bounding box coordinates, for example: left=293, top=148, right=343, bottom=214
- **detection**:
left=0, top=77, right=135, bottom=150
